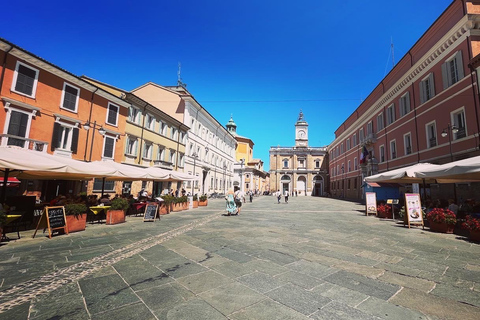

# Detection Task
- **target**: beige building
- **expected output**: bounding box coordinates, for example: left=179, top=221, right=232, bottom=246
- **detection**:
left=81, top=77, right=188, bottom=197
left=226, top=116, right=269, bottom=193
left=269, top=111, right=328, bottom=196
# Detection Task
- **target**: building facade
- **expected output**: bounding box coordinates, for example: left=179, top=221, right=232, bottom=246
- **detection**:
left=329, top=0, right=480, bottom=201
left=132, top=83, right=236, bottom=196
left=269, top=111, right=328, bottom=196
left=0, top=38, right=130, bottom=200
left=226, top=116, right=269, bottom=193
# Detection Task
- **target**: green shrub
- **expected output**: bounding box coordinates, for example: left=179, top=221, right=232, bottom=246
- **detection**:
left=110, top=198, right=129, bottom=211
left=65, top=203, right=87, bottom=216
left=199, top=195, right=207, bottom=202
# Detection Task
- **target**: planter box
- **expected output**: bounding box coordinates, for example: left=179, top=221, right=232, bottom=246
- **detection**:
left=172, top=203, right=183, bottom=212
left=469, top=230, right=480, bottom=242
left=106, top=210, right=126, bottom=225
left=66, top=214, right=87, bottom=233
left=182, top=202, right=188, bottom=210
left=429, top=221, right=454, bottom=233
left=199, top=200, right=208, bottom=206
left=192, top=200, right=198, bottom=208
left=377, top=211, right=392, bottom=219
left=0, top=227, right=3, bottom=242
left=159, top=204, right=170, bottom=215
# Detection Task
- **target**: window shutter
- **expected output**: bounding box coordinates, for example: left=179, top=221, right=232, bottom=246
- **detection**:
left=51, top=122, right=60, bottom=151
left=71, top=127, right=79, bottom=153
left=8, top=111, right=28, bottom=137
left=405, top=92, right=410, bottom=112
left=429, top=73, right=435, bottom=97
left=419, top=82, right=425, bottom=104
left=456, top=51, right=464, bottom=80
left=441, top=62, right=449, bottom=89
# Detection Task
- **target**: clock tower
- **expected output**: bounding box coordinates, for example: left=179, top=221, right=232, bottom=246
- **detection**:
left=295, top=110, right=308, bottom=147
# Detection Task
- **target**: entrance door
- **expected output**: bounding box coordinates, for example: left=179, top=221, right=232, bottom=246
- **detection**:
left=282, top=183, right=289, bottom=194
left=314, top=182, right=323, bottom=196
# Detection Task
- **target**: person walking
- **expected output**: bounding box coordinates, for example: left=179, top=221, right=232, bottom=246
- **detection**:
left=284, top=189, right=289, bottom=204
left=234, top=188, right=244, bottom=214
left=249, top=190, right=253, bottom=202
left=276, top=190, right=281, bottom=204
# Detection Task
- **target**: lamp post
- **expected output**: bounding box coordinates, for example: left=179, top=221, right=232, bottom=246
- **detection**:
left=441, top=123, right=459, bottom=202
left=223, top=164, right=227, bottom=194
left=191, top=152, right=198, bottom=196
left=441, top=124, right=459, bottom=162
left=83, top=121, right=106, bottom=162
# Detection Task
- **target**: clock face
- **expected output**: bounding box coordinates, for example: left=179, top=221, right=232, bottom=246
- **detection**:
left=298, top=130, right=305, bottom=139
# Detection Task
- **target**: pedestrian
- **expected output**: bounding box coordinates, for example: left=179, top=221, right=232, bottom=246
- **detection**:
left=284, top=189, right=289, bottom=203
left=249, top=190, right=253, bottom=202
left=234, top=188, right=243, bottom=214
left=277, top=190, right=281, bottom=204
left=295, top=191, right=298, bottom=197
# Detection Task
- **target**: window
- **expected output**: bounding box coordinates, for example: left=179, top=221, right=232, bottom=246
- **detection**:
left=93, top=178, right=115, bottom=191
left=359, top=128, right=364, bottom=142
left=298, top=159, right=305, bottom=168
left=61, top=83, right=80, bottom=112
left=340, top=143, right=344, bottom=154
left=12, top=62, right=39, bottom=97
left=452, top=108, right=466, bottom=139
left=354, top=157, right=358, bottom=170
left=283, top=159, right=289, bottom=168
left=426, top=122, right=437, bottom=148
left=390, top=140, right=397, bottom=159
left=51, top=122, right=79, bottom=154
left=346, top=138, right=350, bottom=150
left=404, top=133, right=412, bottom=155
left=145, top=114, right=155, bottom=131
left=377, top=113, right=384, bottom=132
left=379, top=145, right=385, bottom=162
left=399, top=92, right=411, bottom=117
left=102, top=135, right=116, bottom=159
left=170, top=150, right=176, bottom=164
left=158, top=147, right=165, bottom=161
left=442, top=51, right=464, bottom=89
left=420, top=73, right=435, bottom=103
left=143, top=142, right=152, bottom=160
left=367, top=121, right=373, bottom=135
left=5, top=109, right=30, bottom=147
left=106, top=103, right=119, bottom=126
left=348, top=160, right=351, bottom=172
left=125, top=137, right=137, bottom=155
left=387, top=104, right=395, bottom=125
left=179, top=153, right=185, bottom=167
left=128, top=106, right=141, bottom=124
left=353, top=133, right=357, bottom=146
left=315, top=159, right=320, bottom=168
left=171, top=128, right=177, bottom=140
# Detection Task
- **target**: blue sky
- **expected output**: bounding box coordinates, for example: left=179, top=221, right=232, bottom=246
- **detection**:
left=2, top=0, right=453, bottom=170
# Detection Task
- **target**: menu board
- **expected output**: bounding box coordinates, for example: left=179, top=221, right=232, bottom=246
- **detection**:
left=404, top=193, right=423, bottom=228
left=143, top=203, right=158, bottom=222
left=365, top=192, right=377, bottom=216
left=32, top=206, right=68, bottom=239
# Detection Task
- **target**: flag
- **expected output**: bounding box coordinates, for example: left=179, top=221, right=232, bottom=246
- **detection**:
left=360, top=146, right=368, bottom=164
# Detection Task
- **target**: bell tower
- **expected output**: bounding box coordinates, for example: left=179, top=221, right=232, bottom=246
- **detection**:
left=295, top=110, right=308, bottom=147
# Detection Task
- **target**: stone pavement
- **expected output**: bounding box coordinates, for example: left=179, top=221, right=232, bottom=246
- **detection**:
left=0, top=196, right=480, bottom=320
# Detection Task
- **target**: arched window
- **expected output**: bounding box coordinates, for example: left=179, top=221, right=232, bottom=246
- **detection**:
left=282, top=158, right=289, bottom=168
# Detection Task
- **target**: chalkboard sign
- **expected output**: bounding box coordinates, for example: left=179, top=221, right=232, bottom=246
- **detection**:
left=32, top=206, right=68, bottom=239
left=143, top=203, right=158, bottom=222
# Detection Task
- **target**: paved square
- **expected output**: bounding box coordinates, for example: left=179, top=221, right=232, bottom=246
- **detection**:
left=1, top=196, right=480, bottom=319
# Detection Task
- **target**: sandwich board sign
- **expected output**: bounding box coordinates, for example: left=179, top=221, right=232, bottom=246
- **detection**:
left=143, top=203, right=159, bottom=222
left=365, top=192, right=377, bottom=216
left=404, top=193, right=424, bottom=228
left=32, top=206, right=68, bottom=239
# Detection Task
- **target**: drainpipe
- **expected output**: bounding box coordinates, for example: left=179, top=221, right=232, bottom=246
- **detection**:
left=466, top=36, right=480, bottom=150
left=84, top=88, right=99, bottom=161
left=0, top=45, right=13, bottom=96
left=137, top=103, right=147, bottom=165
left=408, top=51, right=421, bottom=163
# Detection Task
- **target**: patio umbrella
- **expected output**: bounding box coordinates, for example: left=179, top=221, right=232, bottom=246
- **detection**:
left=365, top=163, right=437, bottom=184
left=90, top=160, right=153, bottom=181
left=415, top=156, right=480, bottom=183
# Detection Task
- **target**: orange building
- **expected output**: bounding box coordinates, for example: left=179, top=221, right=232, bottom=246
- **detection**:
left=0, top=38, right=130, bottom=200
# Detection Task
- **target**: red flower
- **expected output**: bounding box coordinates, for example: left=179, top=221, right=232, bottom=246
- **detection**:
left=462, top=216, right=480, bottom=231
left=427, top=208, right=456, bottom=225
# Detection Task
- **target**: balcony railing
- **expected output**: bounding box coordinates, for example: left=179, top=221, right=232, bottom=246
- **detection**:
left=406, top=146, right=412, bottom=154
left=0, top=134, right=49, bottom=152
left=456, top=127, right=466, bottom=139
left=429, top=137, right=437, bottom=148
left=360, top=133, right=376, bottom=146
left=153, top=159, right=173, bottom=169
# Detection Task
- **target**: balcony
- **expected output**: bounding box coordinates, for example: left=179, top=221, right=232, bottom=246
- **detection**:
left=153, top=159, right=173, bottom=169
left=456, top=127, right=466, bottom=139
left=429, top=137, right=437, bottom=148
left=360, top=133, right=376, bottom=146
left=0, top=134, right=49, bottom=152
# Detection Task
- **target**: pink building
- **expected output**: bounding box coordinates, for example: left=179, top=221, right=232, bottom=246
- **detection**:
left=329, top=0, right=480, bottom=202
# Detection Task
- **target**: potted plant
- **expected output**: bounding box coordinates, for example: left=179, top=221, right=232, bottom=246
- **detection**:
left=462, top=215, right=480, bottom=241
left=107, top=198, right=129, bottom=225
left=180, top=195, right=188, bottom=210
left=199, top=194, right=208, bottom=206
left=377, top=204, right=392, bottom=219
left=192, top=194, right=199, bottom=208
left=426, top=208, right=456, bottom=233
left=65, top=203, right=87, bottom=233
left=172, top=197, right=183, bottom=212
left=159, top=195, right=173, bottom=214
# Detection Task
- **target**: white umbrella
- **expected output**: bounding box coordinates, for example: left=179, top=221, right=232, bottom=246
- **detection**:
left=91, top=160, right=153, bottom=181
left=365, top=163, right=437, bottom=184
left=415, top=156, right=480, bottom=183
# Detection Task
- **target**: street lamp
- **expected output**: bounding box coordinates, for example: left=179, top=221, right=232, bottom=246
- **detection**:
left=223, top=163, right=227, bottom=194
left=441, top=123, right=459, bottom=202
left=441, top=124, right=459, bottom=162
left=83, top=121, right=106, bottom=162
left=191, top=152, right=198, bottom=195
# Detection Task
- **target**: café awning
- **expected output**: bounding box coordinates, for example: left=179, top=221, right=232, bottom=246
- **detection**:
left=415, top=156, right=480, bottom=183
left=364, top=163, right=437, bottom=184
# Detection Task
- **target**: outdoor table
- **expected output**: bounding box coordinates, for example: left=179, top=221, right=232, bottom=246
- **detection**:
left=88, top=206, right=110, bottom=223
left=6, top=214, right=22, bottom=224
left=132, top=202, right=147, bottom=215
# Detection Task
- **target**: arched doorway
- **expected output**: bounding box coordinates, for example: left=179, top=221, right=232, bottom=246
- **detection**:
left=280, top=175, right=291, bottom=194
left=313, top=175, right=324, bottom=196
left=297, top=176, right=306, bottom=195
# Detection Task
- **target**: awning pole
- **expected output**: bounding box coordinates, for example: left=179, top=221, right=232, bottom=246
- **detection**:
left=0, top=168, right=9, bottom=203
left=101, top=177, right=105, bottom=198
